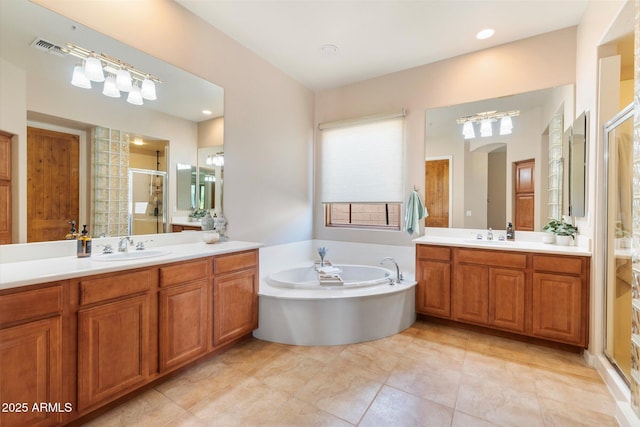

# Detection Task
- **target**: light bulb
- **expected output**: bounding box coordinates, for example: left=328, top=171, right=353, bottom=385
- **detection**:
left=499, top=116, right=513, bottom=135
left=71, top=64, right=91, bottom=89
left=141, top=77, right=157, bottom=100
left=84, top=55, right=105, bottom=82
left=480, top=119, right=493, bottom=137
left=462, top=121, right=475, bottom=139
left=102, top=74, right=120, bottom=98
left=126, top=83, right=143, bottom=105
left=116, top=68, right=133, bottom=92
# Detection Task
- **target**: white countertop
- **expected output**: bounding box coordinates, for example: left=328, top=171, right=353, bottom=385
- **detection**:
left=413, top=235, right=591, bottom=256
left=0, top=240, right=262, bottom=291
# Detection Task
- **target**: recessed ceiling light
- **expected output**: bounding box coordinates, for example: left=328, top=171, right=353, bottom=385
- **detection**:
left=319, top=44, right=339, bottom=56
left=133, top=137, right=144, bottom=146
left=476, top=28, right=495, bottom=40
left=202, top=109, right=212, bottom=115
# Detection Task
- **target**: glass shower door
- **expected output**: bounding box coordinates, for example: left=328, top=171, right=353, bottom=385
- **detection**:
left=604, top=103, right=634, bottom=383
left=128, top=168, right=167, bottom=235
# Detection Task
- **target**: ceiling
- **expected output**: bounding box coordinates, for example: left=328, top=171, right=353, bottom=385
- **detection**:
left=177, top=0, right=590, bottom=91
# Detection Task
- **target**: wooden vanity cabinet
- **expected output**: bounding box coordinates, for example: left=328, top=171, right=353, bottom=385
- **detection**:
left=77, top=269, right=155, bottom=412
left=212, top=250, right=259, bottom=347
left=532, top=255, right=589, bottom=346
left=416, top=244, right=589, bottom=348
left=158, top=259, right=211, bottom=372
left=171, top=224, right=201, bottom=232
left=0, top=283, right=64, bottom=427
left=415, top=245, right=451, bottom=318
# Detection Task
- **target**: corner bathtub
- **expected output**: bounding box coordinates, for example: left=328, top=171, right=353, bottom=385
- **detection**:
left=253, top=264, right=416, bottom=346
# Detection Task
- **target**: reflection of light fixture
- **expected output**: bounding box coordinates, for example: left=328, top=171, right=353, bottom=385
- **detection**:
left=202, top=109, right=212, bottom=115
left=462, top=121, right=475, bottom=139
left=204, top=175, right=216, bottom=182
left=132, top=137, right=144, bottom=145
left=206, top=152, right=224, bottom=167
left=71, top=63, right=91, bottom=88
left=499, top=116, right=513, bottom=135
left=457, top=110, right=519, bottom=139
left=480, top=119, right=494, bottom=137
left=63, top=43, right=161, bottom=105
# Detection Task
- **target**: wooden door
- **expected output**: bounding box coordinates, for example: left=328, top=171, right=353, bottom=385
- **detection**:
left=159, top=281, right=208, bottom=372
left=0, top=132, right=11, bottom=244
left=416, top=259, right=451, bottom=318
left=27, top=127, right=79, bottom=242
left=0, top=317, right=62, bottom=427
left=78, top=295, right=150, bottom=411
left=531, top=273, right=584, bottom=345
left=453, top=264, right=489, bottom=325
left=213, top=269, right=258, bottom=346
left=425, top=159, right=449, bottom=227
left=514, top=159, right=534, bottom=231
left=488, top=268, right=526, bottom=332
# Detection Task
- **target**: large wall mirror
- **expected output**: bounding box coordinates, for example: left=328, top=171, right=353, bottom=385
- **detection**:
left=424, top=84, right=574, bottom=231
left=0, top=0, right=224, bottom=242
left=569, top=111, right=588, bottom=217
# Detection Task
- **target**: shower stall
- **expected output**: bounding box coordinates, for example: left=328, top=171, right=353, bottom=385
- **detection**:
left=128, top=168, right=167, bottom=235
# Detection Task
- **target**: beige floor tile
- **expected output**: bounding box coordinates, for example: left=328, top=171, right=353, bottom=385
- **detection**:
left=359, top=385, right=454, bottom=427
left=456, top=372, right=544, bottom=427
left=452, top=410, right=502, bottom=427
left=254, top=351, right=327, bottom=395
left=286, top=343, right=347, bottom=364
left=462, top=352, right=538, bottom=394
left=538, top=397, right=619, bottom=427
left=249, top=397, right=353, bottom=427
left=329, top=341, right=400, bottom=383
left=214, top=339, right=289, bottom=375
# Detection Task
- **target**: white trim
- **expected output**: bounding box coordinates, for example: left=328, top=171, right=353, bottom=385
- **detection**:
left=318, top=108, right=406, bottom=130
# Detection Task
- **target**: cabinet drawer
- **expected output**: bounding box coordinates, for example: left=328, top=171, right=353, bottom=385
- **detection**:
left=0, top=284, right=63, bottom=326
left=417, top=245, right=451, bottom=262
left=533, top=255, right=583, bottom=275
left=457, top=249, right=527, bottom=269
left=160, top=258, right=210, bottom=287
left=80, top=270, right=151, bottom=305
left=214, top=250, right=258, bottom=275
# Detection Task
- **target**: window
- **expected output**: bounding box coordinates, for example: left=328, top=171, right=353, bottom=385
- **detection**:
left=319, top=110, right=405, bottom=230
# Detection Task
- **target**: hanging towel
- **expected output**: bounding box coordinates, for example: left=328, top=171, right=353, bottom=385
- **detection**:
left=405, top=190, right=428, bottom=235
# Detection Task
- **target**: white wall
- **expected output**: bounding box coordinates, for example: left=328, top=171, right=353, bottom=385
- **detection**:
left=314, top=27, right=577, bottom=246
left=34, top=0, right=315, bottom=246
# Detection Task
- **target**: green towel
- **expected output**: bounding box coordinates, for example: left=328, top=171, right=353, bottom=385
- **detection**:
left=405, top=190, right=427, bottom=235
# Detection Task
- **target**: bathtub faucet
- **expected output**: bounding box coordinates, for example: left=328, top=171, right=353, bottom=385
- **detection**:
left=380, top=257, right=402, bottom=285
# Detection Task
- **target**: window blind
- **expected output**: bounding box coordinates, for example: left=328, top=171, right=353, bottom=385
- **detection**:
left=320, top=113, right=405, bottom=203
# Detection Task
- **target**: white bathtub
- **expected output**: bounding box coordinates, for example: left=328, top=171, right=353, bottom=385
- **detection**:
left=267, top=264, right=393, bottom=289
left=254, top=258, right=416, bottom=346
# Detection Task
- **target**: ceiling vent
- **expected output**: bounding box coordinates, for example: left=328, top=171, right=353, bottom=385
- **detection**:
left=30, top=37, right=66, bottom=57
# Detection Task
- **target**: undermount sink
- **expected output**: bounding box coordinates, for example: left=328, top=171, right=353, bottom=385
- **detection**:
left=91, top=250, right=170, bottom=262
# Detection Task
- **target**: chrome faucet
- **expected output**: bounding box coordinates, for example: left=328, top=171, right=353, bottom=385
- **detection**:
left=118, top=236, right=133, bottom=252
left=487, top=227, right=493, bottom=241
left=380, top=257, right=402, bottom=285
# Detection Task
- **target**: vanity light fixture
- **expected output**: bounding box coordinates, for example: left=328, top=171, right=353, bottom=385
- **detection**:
left=206, top=152, right=224, bottom=167
left=457, top=110, right=519, bottom=139
left=64, top=43, right=161, bottom=105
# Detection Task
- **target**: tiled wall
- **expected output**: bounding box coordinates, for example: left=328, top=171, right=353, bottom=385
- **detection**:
left=631, top=0, right=640, bottom=416
left=91, top=127, right=130, bottom=238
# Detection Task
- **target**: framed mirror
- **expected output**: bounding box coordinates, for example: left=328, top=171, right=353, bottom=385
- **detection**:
left=569, top=111, right=588, bottom=217
left=176, top=163, right=197, bottom=210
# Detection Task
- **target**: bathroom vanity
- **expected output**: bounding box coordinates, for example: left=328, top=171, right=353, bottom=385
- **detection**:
left=414, top=236, right=590, bottom=348
left=0, top=241, right=259, bottom=427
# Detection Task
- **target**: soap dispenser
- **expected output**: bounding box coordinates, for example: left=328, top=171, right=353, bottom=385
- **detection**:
left=77, top=225, right=92, bottom=258
left=506, top=222, right=515, bottom=241
left=65, top=221, right=78, bottom=240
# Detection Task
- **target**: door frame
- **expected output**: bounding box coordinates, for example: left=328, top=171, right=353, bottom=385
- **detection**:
left=425, top=155, right=453, bottom=228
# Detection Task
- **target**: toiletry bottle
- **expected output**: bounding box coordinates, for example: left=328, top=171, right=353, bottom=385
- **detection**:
left=506, top=222, right=515, bottom=241
left=77, top=225, right=92, bottom=257
left=65, top=220, right=78, bottom=240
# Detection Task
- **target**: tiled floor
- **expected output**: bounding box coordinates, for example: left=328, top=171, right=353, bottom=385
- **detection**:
left=84, top=320, right=618, bottom=426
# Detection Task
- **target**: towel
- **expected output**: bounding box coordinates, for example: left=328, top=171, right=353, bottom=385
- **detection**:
left=405, top=190, right=428, bottom=235
left=316, top=266, right=341, bottom=275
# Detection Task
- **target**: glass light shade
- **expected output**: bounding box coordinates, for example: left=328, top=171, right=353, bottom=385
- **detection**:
left=141, top=77, right=157, bottom=100
left=500, top=116, right=513, bottom=135
left=462, top=121, right=475, bottom=139
left=71, top=65, right=91, bottom=89
left=126, top=84, right=143, bottom=105
left=102, top=75, right=120, bottom=98
left=84, top=56, right=105, bottom=82
left=480, top=119, right=493, bottom=137
left=116, top=68, right=133, bottom=92
left=213, top=155, right=224, bottom=167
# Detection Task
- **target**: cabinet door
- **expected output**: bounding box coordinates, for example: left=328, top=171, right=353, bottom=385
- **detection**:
left=489, top=268, right=526, bottom=332
left=532, top=273, right=585, bottom=345
left=0, top=317, right=62, bottom=427
left=78, top=295, right=150, bottom=411
left=416, top=259, right=451, bottom=318
left=453, top=264, right=488, bottom=325
left=159, top=280, right=208, bottom=372
left=213, top=269, right=258, bottom=346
